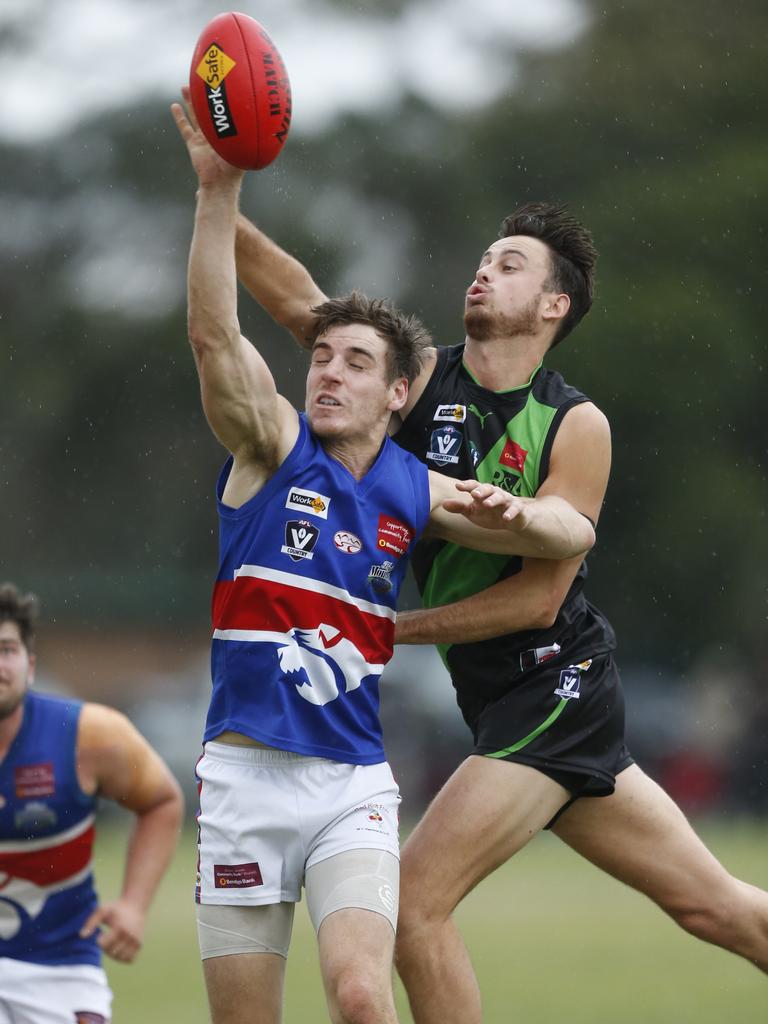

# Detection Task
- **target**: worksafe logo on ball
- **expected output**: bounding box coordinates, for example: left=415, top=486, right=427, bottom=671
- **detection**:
left=196, top=43, right=238, bottom=138
left=427, top=424, right=462, bottom=465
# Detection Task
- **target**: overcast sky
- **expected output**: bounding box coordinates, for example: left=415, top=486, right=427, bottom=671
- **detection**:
left=1, top=0, right=588, bottom=143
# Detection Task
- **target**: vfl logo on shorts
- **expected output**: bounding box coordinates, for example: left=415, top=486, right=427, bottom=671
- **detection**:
left=554, top=660, right=593, bottom=700
left=214, top=862, right=264, bottom=888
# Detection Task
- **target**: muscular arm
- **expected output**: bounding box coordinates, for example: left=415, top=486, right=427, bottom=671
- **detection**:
left=77, top=704, right=184, bottom=963
left=398, top=401, right=611, bottom=645
left=426, top=476, right=595, bottom=559
left=235, top=213, right=328, bottom=347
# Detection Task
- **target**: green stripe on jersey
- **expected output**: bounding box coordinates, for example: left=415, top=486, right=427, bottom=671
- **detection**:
left=423, top=392, right=561, bottom=664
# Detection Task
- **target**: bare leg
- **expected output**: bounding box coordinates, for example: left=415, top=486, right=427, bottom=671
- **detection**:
left=553, top=764, right=768, bottom=973
left=395, top=756, right=569, bottom=1024
left=203, top=951, right=286, bottom=1024
left=318, top=908, right=399, bottom=1024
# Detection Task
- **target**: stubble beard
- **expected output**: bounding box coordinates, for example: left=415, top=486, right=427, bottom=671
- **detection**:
left=464, top=294, right=541, bottom=342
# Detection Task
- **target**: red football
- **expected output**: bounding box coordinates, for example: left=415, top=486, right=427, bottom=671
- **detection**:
left=188, top=12, right=292, bottom=170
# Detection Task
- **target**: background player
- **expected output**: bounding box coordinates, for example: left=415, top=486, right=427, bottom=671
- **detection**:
left=0, top=582, right=184, bottom=1024
left=171, top=97, right=593, bottom=1024
left=229, top=197, right=768, bottom=1021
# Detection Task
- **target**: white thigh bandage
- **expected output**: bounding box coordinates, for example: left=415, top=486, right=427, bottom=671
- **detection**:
left=196, top=902, right=295, bottom=960
left=305, top=849, right=400, bottom=934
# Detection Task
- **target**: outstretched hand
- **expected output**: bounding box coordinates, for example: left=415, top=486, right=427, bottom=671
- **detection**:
left=80, top=898, right=145, bottom=964
left=170, top=86, right=244, bottom=190
left=442, top=480, right=530, bottom=531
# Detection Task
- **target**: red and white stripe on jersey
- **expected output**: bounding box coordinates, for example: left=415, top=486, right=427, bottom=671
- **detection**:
left=212, top=564, right=395, bottom=664
left=0, top=813, right=95, bottom=888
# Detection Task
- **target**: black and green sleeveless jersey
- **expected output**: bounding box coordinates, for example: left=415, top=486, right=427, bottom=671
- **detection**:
left=393, top=343, right=616, bottom=728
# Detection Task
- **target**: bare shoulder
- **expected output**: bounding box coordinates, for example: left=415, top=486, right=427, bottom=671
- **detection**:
left=560, top=400, right=611, bottom=438
left=77, top=703, right=148, bottom=794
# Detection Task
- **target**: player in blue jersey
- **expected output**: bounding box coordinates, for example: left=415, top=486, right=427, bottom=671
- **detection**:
left=172, top=98, right=594, bottom=1024
left=228, top=192, right=768, bottom=1020
left=0, top=582, right=184, bottom=1024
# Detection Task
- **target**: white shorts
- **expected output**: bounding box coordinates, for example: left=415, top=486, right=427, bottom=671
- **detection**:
left=0, top=958, right=112, bottom=1024
left=195, top=742, right=400, bottom=906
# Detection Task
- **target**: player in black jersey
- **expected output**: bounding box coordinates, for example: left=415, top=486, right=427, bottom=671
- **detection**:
left=232, top=201, right=768, bottom=1019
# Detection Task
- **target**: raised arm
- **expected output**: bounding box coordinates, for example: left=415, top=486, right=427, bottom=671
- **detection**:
left=171, top=96, right=297, bottom=501
left=77, top=704, right=183, bottom=963
left=400, top=402, right=610, bottom=644
left=236, top=213, right=328, bottom=347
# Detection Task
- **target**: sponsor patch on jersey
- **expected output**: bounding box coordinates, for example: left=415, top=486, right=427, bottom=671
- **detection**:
left=281, top=520, right=319, bottom=561
left=491, top=466, right=523, bottom=496
left=376, top=515, right=414, bottom=558
left=499, top=438, right=528, bottom=474
left=333, top=530, right=362, bottom=554
left=15, top=762, right=55, bottom=799
left=214, top=862, right=264, bottom=888
left=434, top=403, right=466, bottom=423
left=14, top=800, right=58, bottom=831
left=426, top=424, right=462, bottom=465
left=285, top=487, right=330, bottom=519
left=367, top=560, right=395, bottom=594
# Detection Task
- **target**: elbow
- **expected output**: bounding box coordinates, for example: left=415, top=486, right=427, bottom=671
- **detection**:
left=187, top=316, right=238, bottom=359
left=529, top=591, right=565, bottom=630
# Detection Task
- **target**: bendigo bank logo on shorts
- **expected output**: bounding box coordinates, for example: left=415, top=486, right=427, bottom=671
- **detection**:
left=285, top=487, right=330, bottom=519
left=214, top=862, right=264, bottom=888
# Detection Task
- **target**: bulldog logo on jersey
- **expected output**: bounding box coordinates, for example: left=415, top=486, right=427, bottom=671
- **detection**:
left=281, top=520, right=319, bottom=561
left=427, top=425, right=462, bottom=465
left=276, top=624, right=385, bottom=706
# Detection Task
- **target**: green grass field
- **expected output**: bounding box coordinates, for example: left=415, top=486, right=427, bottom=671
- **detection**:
left=96, top=819, right=768, bottom=1022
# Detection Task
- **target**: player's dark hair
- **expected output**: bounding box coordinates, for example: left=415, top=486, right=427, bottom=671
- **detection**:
left=309, top=291, right=432, bottom=384
left=0, top=582, right=40, bottom=652
left=498, top=202, right=598, bottom=347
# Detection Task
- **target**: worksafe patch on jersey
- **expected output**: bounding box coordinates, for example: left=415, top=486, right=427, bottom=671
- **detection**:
left=281, top=520, right=319, bottom=561
left=14, top=763, right=55, bottom=799
left=426, top=424, right=462, bottom=465
left=434, top=403, right=467, bottom=423
left=285, top=487, right=330, bottom=518
left=376, top=515, right=413, bottom=558
left=214, top=862, right=264, bottom=888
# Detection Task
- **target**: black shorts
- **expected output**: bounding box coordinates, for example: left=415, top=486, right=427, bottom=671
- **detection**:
left=472, top=652, right=633, bottom=799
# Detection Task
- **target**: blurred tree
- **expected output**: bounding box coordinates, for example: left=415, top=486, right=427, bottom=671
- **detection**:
left=1, top=0, right=765, bottom=666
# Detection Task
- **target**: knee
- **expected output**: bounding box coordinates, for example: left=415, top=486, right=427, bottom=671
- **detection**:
left=332, top=971, right=388, bottom=1024
left=664, top=887, right=738, bottom=944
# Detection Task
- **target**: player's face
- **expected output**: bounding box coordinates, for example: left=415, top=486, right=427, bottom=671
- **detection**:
left=464, top=235, right=557, bottom=341
left=0, top=621, right=34, bottom=721
left=306, top=324, right=406, bottom=442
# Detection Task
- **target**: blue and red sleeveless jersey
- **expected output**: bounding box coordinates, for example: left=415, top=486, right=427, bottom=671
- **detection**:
left=0, top=691, right=100, bottom=966
left=207, top=414, right=431, bottom=764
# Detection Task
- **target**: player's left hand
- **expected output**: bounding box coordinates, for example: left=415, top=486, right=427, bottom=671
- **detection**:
left=80, top=898, right=145, bottom=963
left=442, top=480, right=530, bottom=530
